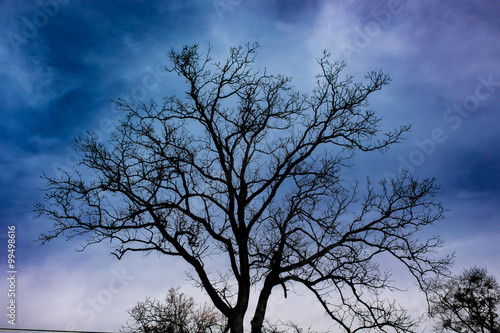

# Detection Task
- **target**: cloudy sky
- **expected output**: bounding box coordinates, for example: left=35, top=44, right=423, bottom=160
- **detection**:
left=1, top=0, right=499, bottom=331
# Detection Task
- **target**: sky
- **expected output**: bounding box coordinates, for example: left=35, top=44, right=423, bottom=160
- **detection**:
left=0, top=0, right=499, bottom=331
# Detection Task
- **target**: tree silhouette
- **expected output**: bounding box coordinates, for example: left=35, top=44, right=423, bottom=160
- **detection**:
left=36, top=43, right=452, bottom=333
left=122, top=287, right=225, bottom=333
left=429, top=267, right=500, bottom=333
left=122, top=287, right=313, bottom=333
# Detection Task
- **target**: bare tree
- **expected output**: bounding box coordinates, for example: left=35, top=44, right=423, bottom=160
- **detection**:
left=122, top=287, right=310, bottom=333
left=122, top=287, right=226, bottom=333
left=428, top=267, right=500, bottom=333
left=36, top=43, right=452, bottom=333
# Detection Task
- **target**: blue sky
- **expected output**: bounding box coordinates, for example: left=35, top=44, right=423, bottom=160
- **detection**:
left=1, top=0, right=499, bottom=331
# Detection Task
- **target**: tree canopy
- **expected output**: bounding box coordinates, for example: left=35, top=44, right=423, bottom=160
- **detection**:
left=37, top=43, right=452, bottom=333
left=122, top=287, right=225, bottom=333
left=429, top=267, right=500, bottom=333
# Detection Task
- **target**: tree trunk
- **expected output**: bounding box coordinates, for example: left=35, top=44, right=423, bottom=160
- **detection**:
left=250, top=274, right=277, bottom=333
left=228, top=309, right=246, bottom=333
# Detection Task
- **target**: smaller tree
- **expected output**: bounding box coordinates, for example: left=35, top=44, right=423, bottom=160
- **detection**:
left=428, top=267, right=500, bottom=333
left=122, top=287, right=316, bottom=333
left=122, top=287, right=226, bottom=333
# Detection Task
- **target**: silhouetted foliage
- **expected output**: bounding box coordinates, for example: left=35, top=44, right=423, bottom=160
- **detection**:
left=122, top=287, right=226, bottom=333
left=37, top=43, right=452, bottom=333
left=428, top=267, right=500, bottom=333
left=121, top=287, right=313, bottom=333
